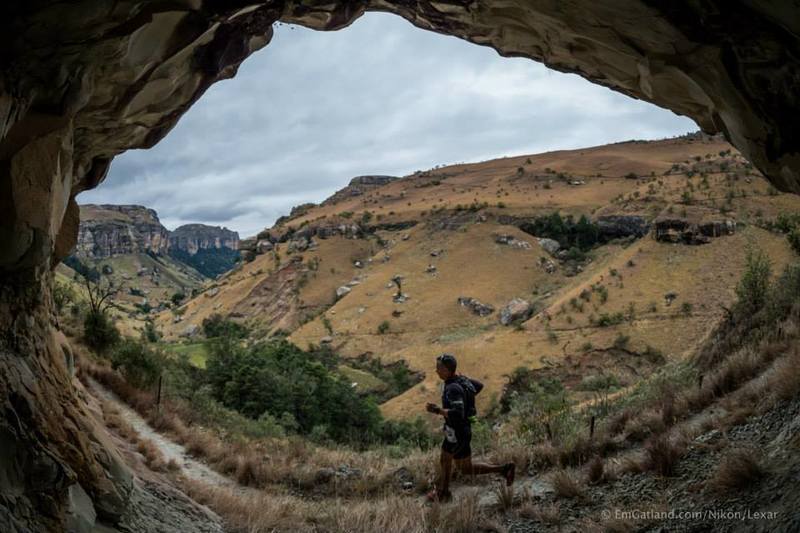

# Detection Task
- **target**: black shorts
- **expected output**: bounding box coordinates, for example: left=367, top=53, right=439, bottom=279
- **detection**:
left=441, top=424, right=471, bottom=459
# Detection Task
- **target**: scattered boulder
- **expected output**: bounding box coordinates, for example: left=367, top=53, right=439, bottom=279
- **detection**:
left=495, top=234, right=531, bottom=249
left=458, top=297, right=495, bottom=317
left=537, top=238, right=561, bottom=255
left=538, top=256, right=557, bottom=274
left=665, top=291, right=678, bottom=306
left=500, top=298, right=534, bottom=325
left=354, top=260, right=363, bottom=268
left=320, top=336, right=333, bottom=344
left=205, top=287, right=219, bottom=298
left=426, top=264, right=437, bottom=273
left=101, top=264, right=113, bottom=275
left=182, top=324, right=199, bottom=338
left=336, top=286, right=351, bottom=298
left=430, top=249, right=442, bottom=257
left=256, top=240, right=273, bottom=253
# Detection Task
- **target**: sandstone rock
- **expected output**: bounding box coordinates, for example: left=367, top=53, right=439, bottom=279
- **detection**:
left=458, top=297, right=495, bottom=317
left=500, top=298, right=534, bottom=325
left=596, top=215, right=651, bottom=239
left=539, top=256, right=557, bottom=274
left=205, top=288, right=219, bottom=298
left=169, top=224, right=239, bottom=256
left=320, top=336, right=333, bottom=344
left=75, top=205, right=170, bottom=259
left=495, top=234, right=532, bottom=249
left=256, top=240, right=273, bottom=254
left=336, top=286, right=352, bottom=298
left=537, top=238, right=561, bottom=255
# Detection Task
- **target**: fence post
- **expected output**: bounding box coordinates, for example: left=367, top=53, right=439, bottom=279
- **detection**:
left=156, top=375, right=163, bottom=412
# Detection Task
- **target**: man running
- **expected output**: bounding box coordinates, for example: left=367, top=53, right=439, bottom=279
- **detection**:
left=425, top=353, right=515, bottom=502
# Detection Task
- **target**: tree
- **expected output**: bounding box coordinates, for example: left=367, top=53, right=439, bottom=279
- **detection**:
left=82, top=275, right=121, bottom=353
left=735, top=247, right=772, bottom=314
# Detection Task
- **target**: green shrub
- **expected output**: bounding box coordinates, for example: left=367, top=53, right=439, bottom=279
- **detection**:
left=205, top=339, right=385, bottom=445
left=202, top=313, right=249, bottom=339
left=53, top=281, right=75, bottom=313
left=788, top=229, right=800, bottom=256
left=83, top=309, right=120, bottom=353
left=110, top=339, right=163, bottom=389
left=735, top=247, right=772, bottom=314
left=377, top=320, right=390, bottom=335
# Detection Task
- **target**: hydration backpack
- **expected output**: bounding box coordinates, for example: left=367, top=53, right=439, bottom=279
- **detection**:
left=456, top=376, right=483, bottom=419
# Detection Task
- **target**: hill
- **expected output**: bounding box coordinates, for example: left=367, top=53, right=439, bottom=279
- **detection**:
left=158, top=134, right=800, bottom=419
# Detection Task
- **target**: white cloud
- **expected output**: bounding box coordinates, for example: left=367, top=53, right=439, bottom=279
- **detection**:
left=80, top=12, right=696, bottom=237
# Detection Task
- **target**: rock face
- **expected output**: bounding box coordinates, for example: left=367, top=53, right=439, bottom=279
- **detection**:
left=76, top=205, right=170, bottom=258
left=654, top=217, right=736, bottom=245
left=2, top=1, right=800, bottom=530
left=169, top=224, right=239, bottom=256
left=596, top=215, right=651, bottom=240
left=322, top=175, right=399, bottom=206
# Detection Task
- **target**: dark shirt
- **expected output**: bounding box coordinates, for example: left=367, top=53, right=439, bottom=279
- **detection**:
left=442, top=375, right=483, bottom=429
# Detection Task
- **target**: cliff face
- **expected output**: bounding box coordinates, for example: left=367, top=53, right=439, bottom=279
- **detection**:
left=76, top=205, right=170, bottom=258
left=169, top=224, right=239, bottom=256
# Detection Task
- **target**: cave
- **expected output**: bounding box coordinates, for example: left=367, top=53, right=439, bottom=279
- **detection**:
left=1, top=2, right=799, bottom=530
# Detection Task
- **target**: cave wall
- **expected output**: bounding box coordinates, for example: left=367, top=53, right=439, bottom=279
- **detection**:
left=1, top=1, right=798, bottom=530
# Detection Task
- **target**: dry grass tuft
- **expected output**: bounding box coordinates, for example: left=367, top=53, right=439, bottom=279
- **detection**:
left=708, top=448, right=766, bottom=493
left=492, top=483, right=515, bottom=512
left=586, top=455, right=605, bottom=485
left=642, top=435, right=683, bottom=477
left=549, top=469, right=584, bottom=499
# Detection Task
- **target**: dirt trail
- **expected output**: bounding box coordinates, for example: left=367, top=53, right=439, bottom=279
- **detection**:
left=87, top=377, right=252, bottom=493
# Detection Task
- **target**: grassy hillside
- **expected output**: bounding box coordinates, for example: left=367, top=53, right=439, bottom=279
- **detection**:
left=159, top=134, right=800, bottom=420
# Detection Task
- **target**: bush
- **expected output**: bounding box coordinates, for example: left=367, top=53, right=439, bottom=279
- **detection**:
left=205, top=339, right=385, bottom=445
left=171, top=292, right=186, bottom=306
left=110, top=339, right=163, bottom=389
left=788, top=229, right=800, bottom=255
left=202, top=313, right=249, bottom=339
left=83, top=309, right=120, bottom=353
left=377, top=320, right=390, bottom=334
left=53, top=281, right=75, bottom=313
left=735, top=247, right=771, bottom=314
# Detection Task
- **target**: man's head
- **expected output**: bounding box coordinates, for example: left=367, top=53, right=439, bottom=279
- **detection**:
left=435, top=353, right=457, bottom=380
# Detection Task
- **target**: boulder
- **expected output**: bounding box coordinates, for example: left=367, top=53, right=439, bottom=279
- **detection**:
left=458, top=297, right=495, bottom=317
left=500, top=298, right=534, bottom=325
left=256, top=240, right=273, bottom=253
left=336, top=286, right=351, bottom=298
left=182, top=324, right=199, bottom=338
left=101, top=264, right=113, bottom=275
left=537, top=238, right=561, bottom=255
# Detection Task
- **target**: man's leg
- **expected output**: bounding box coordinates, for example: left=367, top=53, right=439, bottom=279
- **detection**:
left=456, top=457, right=516, bottom=485
left=439, top=449, right=454, bottom=495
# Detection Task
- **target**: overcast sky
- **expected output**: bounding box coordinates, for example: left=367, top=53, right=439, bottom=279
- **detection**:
left=79, top=12, right=696, bottom=238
